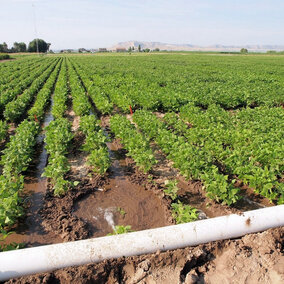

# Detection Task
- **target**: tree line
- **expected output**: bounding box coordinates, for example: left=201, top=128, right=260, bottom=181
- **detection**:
left=0, top=39, right=50, bottom=53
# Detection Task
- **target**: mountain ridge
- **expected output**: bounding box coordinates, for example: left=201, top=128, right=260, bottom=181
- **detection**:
left=110, top=41, right=284, bottom=52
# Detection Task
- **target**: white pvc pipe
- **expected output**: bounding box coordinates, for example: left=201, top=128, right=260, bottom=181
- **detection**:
left=0, top=205, right=283, bottom=281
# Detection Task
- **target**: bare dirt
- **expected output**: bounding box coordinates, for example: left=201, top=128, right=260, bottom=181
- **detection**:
left=5, top=227, right=283, bottom=284
left=0, top=58, right=14, bottom=63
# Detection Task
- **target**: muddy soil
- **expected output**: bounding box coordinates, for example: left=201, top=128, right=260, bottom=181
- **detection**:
left=74, top=138, right=172, bottom=237
left=6, top=227, right=283, bottom=284
left=40, top=135, right=172, bottom=242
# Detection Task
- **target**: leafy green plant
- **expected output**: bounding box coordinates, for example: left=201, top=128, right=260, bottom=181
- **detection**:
left=133, top=110, right=241, bottom=205
left=163, top=179, right=179, bottom=200
left=171, top=201, right=199, bottom=224
left=0, top=120, right=8, bottom=142
left=52, top=58, right=68, bottom=118
left=80, top=115, right=111, bottom=175
left=0, top=57, right=50, bottom=111
left=0, top=53, right=10, bottom=60
left=28, top=59, right=62, bottom=120
left=69, top=59, right=113, bottom=114
left=108, top=225, right=133, bottom=235
left=4, top=59, right=60, bottom=121
left=110, top=114, right=157, bottom=173
left=1, top=120, right=39, bottom=177
left=0, top=229, right=24, bottom=252
left=67, top=59, right=91, bottom=116
left=117, top=207, right=126, bottom=217
left=42, top=118, right=73, bottom=196
left=0, top=119, right=39, bottom=233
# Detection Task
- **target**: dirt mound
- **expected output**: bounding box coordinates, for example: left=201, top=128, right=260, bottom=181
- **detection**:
left=6, top=227, right=283, bottom=284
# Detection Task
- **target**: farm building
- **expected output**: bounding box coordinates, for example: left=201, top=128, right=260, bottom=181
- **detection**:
left=116, top=47, right=127, bottom=52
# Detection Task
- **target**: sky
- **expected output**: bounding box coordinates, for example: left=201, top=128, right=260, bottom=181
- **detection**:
left=1, top=0, right=284, bottom=50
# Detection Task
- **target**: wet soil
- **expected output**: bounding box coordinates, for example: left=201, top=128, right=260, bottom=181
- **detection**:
left=41, top=136, right=172, bottom=241
left=6, top=227, right=283, bottom=284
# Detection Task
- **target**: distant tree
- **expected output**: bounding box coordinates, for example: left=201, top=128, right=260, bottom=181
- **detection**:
left=0, top=42, right=9, bottom=53
left=240, top=48, right=248, bottom=54
left=3, top=42, right=8, bottom=52
left=132, top=46, right=134, bottom=51
left=154, top=48, right=160, bottom=52
left=128, top=46, right=132, bottom=52
left=138, top=44, right=141, bottom=52
left=28, top=39, right=50, bottom=53
left=13, top=42, right=27, bottom=52
left=143, top=48, right=150, bottom=53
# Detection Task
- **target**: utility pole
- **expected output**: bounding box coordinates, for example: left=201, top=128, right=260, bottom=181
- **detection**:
left=32, top=3, right=39, bottom=55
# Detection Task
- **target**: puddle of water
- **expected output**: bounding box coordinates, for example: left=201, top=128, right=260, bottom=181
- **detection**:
left=74, top=139, right=170, bottom=237
left=4, top=97, right=61, bottom=247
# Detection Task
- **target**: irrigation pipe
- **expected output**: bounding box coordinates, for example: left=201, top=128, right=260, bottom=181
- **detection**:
left=0, top=205, right=283, bottom=281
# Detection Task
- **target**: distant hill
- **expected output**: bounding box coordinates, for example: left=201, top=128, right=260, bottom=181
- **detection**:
left=110, top=41, right=284, bottom=52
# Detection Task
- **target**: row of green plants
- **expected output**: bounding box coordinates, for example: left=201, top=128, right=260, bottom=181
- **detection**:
left=110, top=114, right=157, bottom=173
left=28, top=59, right=62, bottom=120
left=79, top=115, right=111, bottom=174
left=0, top=53, right=10, bottom=60
left=0, top=57, right=43, bottom=92
left=69, top=54, right=283, bottom=113
left=133, top=110, right=240, bottom=205
left=178, top=104, right=284, bottom=203
left=0, top=58, right=55, bottom=112
left=52, top=58, right=68, bottom=119
left=66, top=59, right=92, bottom=116
left=0, top=120, right=39, bottom=234
left=69, top=59, right=113, bottom=114
left=42, top=118, right=74, bottom=196
left=3, top=59, right=60, bottom=121
left=0, top=121, right=8, bottom=142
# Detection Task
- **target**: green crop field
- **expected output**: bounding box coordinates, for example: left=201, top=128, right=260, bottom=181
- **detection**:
left=0, top=53, right=283, bottom=251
